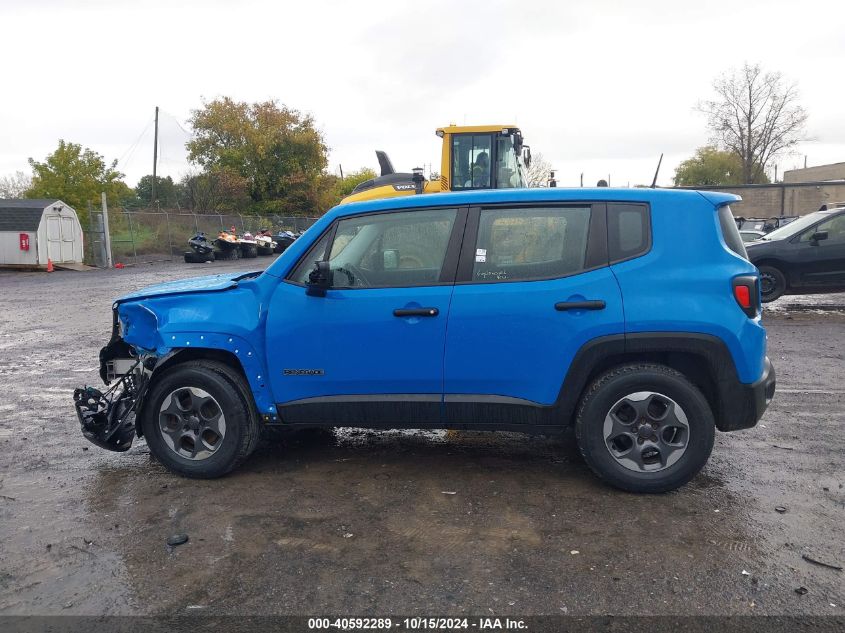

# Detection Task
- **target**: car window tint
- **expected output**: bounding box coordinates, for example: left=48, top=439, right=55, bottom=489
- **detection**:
left=328, top=209, right=457, bottom=288
left=609, top=203, right=652, bottom=262
left=472, top=206, right=591, bottom=282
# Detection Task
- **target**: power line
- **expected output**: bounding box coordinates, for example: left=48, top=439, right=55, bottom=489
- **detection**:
left=117, top=115, right=154, bottom=168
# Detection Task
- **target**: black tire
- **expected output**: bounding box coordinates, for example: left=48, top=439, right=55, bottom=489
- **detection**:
left=257, top=246, right=274, bottom=256
left=758, top=265, right=787, bottom=302
left=241, top=245, right=257, bottom=259
left=575, top=363, right=715, bottom=493
left=184, top=251, right=215, bottom=263
left=141, top=360, right=261, bottom=478
left=214, top=248, right=238, bottom=261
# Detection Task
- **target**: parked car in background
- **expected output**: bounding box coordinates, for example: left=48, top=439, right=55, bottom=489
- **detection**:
left=740, top=229, right=766, bottom=243
left=734, top=216, right=799, bottom=234
left=75, top=188, right=775, bottom=494
left=746, top=206, right=845, bottom=301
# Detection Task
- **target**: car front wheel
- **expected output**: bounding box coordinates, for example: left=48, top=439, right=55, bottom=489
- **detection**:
left=141, top=360, right=261, bottom=478
left=575, top=363, right=715, bottom=493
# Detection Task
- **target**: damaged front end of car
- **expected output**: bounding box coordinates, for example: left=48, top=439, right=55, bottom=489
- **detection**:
left=73, top=270, right=272, bottom=453
left=73, top=305, right=155, bottom=452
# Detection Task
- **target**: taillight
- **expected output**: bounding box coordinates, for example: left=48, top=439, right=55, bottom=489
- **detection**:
left=734, top=285, right=751, bottom=309
left=732, top=275, right=760, bottom=318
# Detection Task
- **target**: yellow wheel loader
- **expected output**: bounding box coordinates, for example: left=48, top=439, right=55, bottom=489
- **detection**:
left=341, top=124, right=532, bottom=204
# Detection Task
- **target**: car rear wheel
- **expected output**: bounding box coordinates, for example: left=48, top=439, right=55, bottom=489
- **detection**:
left=758, top=265, right=787, bottom=302
left=141, top=360, right=261, bottom=478
left=575, top=363, right=715, bottom=493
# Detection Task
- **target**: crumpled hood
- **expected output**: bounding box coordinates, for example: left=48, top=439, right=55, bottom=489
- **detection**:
left=116, top=271, right=260, bottom=304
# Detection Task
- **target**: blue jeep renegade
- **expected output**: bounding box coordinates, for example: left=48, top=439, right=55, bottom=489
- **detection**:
left=75, top=188, right=776, bottom=493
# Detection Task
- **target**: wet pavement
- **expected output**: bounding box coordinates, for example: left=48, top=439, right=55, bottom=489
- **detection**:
left=0, top=259, right=843, bottom=616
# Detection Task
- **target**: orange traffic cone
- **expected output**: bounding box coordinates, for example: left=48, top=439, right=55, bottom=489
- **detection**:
left=46, top=258, right=54, bottom=273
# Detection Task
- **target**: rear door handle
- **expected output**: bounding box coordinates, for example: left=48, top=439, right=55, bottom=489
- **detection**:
left=555, top=300, right=606, bottom=311
left=393, top=307, right=439, bottom=317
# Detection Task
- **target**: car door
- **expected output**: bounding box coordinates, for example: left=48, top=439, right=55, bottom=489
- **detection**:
left=442, top=203, right=624, bottom=426
left=266, top=206, right=465, bottom=426
left=789, top=211, right=845, bottom=287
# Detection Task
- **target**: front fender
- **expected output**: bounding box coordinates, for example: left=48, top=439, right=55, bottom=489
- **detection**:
left=152, top=333, right=277, bottom=418
left=117, top=287, right=278, bottom=419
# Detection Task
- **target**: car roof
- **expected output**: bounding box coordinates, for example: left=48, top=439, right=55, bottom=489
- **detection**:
left=329, top=188, right=741, bottom=218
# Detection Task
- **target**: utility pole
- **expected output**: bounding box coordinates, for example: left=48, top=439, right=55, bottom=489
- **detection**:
left=152, top=106, right=159, bottom=205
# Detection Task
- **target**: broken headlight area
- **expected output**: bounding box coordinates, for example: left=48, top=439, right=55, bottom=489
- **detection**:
left=74, top=358, right=148, bottom=452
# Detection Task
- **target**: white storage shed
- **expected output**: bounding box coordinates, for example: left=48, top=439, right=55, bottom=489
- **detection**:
left=0, top=199, right=84, bottom=269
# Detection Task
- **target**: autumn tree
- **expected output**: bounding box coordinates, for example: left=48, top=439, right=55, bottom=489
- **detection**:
left=26, top=140, right=132, bottom=219
left=186, top=98, right=329, bottom=214
left=672, top=146, right=758, bottom=186
left=698, top=64, right=807, bottom=184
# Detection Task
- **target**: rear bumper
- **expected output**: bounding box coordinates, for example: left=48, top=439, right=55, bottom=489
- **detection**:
left=717, top=356, right=776, bottom=432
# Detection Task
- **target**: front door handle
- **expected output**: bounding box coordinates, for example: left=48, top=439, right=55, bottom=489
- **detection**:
left=394, top=307, right=439, bottom=317
left=555, top=300, right=606, bottom=311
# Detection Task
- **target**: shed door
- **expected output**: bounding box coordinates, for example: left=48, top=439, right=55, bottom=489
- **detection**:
left=46, top=215, right=63, bottom=262
left=61, top=216, right=75, bottom=262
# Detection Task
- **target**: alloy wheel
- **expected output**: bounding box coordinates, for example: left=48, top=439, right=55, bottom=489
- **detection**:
left=158, top=387, right=227, bottom=460
left=603, top=391, right=689, bottom=472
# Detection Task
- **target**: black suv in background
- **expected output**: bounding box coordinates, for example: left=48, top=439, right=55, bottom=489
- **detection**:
left=746, top=206, right=845, bottom=301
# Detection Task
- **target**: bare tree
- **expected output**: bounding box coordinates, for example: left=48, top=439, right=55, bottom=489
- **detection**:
left=0, top=171, right=32, bottom=198
left=525, top=152, right=553, bottom=187
left=698, top=64, right=808, bottom=184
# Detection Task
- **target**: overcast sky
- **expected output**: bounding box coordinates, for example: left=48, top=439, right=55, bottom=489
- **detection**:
left=1, top=0, right=843, bottom=190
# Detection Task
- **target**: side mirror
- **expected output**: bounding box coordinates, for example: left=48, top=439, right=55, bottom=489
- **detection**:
left=810, top=230, right=829, bottom=244
left=523, top=146, right=532, bottom=168
left=306, top=260, right=332, bottom=297
left=383, top=249, right=399, bottom=270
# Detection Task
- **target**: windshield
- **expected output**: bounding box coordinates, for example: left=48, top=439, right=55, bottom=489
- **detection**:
left=495, top=135, right=526, bottom=188
left=762, top=211, right=828, bottom=240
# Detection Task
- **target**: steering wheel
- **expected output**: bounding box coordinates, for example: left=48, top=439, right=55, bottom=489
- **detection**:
left=334, top=263, right=370, bottom=287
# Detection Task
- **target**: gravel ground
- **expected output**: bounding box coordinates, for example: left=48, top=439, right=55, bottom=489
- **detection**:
left=0, top=259, right=843, bottom=616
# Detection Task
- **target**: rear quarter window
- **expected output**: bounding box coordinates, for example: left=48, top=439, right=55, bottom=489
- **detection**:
left=718, top=205, right=748, bottom=259
left=608, top=203, right=651, bottom=263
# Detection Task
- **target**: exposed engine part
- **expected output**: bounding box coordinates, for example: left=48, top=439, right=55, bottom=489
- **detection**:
left=74, top=359, right=147, bottom=452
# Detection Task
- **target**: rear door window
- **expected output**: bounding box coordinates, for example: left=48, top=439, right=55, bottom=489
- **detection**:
left=470, top=206, right=592, bottom=282
left=718, top=205, right=748, bottom=259
left=608, top=203, right=651, bottom=263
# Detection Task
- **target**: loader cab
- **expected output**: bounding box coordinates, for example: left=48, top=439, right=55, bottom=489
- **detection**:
left=341, top=124, right=531, bottom=205
left=440, top=125, right=530, bottom=191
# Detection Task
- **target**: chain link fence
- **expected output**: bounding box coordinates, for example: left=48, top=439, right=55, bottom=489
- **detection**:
left=83, top=209, right=320, bottom=266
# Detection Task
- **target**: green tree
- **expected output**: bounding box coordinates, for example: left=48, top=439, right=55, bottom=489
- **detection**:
left=335, top=167, right=377, bottom=199
left=0, top=171, right=32, bottom=198
left=179, top=169, right=251, bottom=212
left=186, top=98, right=329, bottom=214
left=672, top=146, right=765, bottom=186
left=135, top=175, right=180, bottom=208
left=26, top=140, right=133, bottom=219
